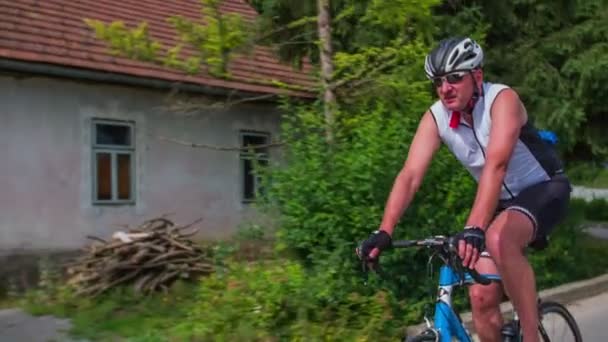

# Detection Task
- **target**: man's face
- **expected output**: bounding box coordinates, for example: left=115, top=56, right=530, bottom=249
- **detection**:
left=433, top=70, right=482, bottom=111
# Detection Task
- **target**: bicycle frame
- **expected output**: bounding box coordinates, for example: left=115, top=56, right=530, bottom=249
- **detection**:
left=363, top=236, right=580, bottom=342
left=359, top=236, right=506, bottom=341
left=430, top=265, right=502, bottom=342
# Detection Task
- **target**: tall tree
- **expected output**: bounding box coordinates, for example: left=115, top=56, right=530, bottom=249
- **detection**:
left=251, top=0, right=438, bottom=66
left=317, top=0, right=336, bottom=141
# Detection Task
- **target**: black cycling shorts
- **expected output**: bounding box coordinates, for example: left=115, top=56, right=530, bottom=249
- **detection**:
left=494, top=174, right=572, bottom=250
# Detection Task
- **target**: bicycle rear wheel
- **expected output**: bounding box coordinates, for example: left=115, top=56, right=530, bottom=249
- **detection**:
left=538, top=301, right=582, bottom=342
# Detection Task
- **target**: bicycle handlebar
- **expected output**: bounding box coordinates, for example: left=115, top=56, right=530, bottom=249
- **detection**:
left=391, top=236, right=492, bottom=286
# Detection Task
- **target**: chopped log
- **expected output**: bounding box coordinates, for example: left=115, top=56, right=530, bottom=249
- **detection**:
left=86, top=235, right=107, bottom=244
left=133, top=272, right=157, bottom=294
left=170, top=218, right=203, bottom=234
left=66, top=216, right=213, bottom=296
left=162, top=236, right=194, bottom=252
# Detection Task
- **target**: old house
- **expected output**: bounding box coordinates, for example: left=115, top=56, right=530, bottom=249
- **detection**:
left=0, top=0, right=315, bottom=253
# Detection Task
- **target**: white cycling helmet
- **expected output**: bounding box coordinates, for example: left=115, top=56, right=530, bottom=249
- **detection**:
left=424, top=37, right=484, bottom=78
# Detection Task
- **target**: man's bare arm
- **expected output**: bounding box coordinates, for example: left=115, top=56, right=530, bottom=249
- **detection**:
left=465, top=88, right=526, bottom=230
left=380, top=111, right=441, bottom=236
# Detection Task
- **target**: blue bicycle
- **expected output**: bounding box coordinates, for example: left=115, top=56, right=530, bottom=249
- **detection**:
left=359, top=235, right=582, bottom=342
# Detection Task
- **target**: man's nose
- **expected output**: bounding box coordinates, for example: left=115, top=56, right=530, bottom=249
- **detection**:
left=439, top=80, right=453, bottom=94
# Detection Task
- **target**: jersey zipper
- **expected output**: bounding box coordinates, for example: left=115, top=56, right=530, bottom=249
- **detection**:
left=467, top=117, right=515, bottom=199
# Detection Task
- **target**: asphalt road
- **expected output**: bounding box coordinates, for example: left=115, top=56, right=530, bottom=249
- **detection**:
left=562, top=291, right=608, bottom=342
left=0, top=308, right=74, bottom=342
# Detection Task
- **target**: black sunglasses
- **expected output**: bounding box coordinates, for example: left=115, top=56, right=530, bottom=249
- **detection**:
left=431, top=71, right=468, bottom=88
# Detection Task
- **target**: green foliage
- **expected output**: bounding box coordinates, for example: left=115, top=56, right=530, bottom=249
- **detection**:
left=360, top=0, right=440, bottom=33
left=332, top=38, right=430, bottom=100
left=567, top=161, right=608, bottom=188
left=167, top=0, right=251, bottom=76
left=431, top=5, right=490, bottom=44
left=85, top=0, right=252, bottom=78
left=581, top=198, right=608, bottom=222
left=22, top=281, right=198, bottom=341
left=84, top=20, right=161, bottom=62
left=252, top=0, right=442, bottom=67
left=169, top=260, right=401, bottom=341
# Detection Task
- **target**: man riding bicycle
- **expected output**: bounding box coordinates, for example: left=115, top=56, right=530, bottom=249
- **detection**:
left=358, top=37, right=572, bottom=342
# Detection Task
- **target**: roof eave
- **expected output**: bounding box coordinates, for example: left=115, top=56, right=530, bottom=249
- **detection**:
left=0, top=57, right=314, bottom=102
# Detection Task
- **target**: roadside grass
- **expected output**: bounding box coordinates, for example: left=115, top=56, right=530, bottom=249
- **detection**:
left=0, top=297, right=18, bottom=310
left=6, top=277, right=200, bottom=341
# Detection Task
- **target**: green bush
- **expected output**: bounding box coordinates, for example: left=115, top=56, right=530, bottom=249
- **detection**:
left=20, top=279, right=199, bottom=341
left=169, top=260, right=404, bottom=341
left=583, top=198, right=608, bottom=222
left=566, top=162, right=608, bottom=188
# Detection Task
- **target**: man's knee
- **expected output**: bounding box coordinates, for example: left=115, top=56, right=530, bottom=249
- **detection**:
left=469, top=283, right=502, bottom=312
left=485, top=211, right=533, bottom=260
left=485, top=226, right=503, bottom=258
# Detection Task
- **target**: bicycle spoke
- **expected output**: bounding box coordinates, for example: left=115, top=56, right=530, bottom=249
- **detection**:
left=538, top=301, right=582, bottom=342
left=540, top=311, right=575, bottom=341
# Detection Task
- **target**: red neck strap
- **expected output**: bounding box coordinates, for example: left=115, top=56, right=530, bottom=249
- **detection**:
left=449, top=111, right=461, bottom=129
left=449, top=97, right=477, bottom=129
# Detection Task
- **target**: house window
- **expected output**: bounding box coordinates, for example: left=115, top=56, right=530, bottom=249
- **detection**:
left=240, top=131, right=270, bottom=202
left=92, top=119, right=135, bottom=204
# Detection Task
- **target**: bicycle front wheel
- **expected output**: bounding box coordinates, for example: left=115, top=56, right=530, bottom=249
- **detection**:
left=405, top=334, right=436, bottom=342
left=538, top=301, right=583, bottom=342
left=404, top=329, right=438, bottom=342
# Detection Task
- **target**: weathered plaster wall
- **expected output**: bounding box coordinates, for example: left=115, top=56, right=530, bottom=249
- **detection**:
left=0, top=74, right=282, bottom=253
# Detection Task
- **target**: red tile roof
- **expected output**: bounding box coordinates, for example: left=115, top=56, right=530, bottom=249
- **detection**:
left=0, top=0, right=317, bottom=97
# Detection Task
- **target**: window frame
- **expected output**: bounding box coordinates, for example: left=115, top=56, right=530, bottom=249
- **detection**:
left=239, top=130, right=270, bottom=203
left=91, top=119, right=136, bottom=205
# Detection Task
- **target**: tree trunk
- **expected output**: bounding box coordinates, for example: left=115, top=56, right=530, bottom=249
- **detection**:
left=317, top=0, right=335, bottom=142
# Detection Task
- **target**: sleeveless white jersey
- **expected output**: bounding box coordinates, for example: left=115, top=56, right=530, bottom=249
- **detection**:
left=429, top=82, right=563, bottom=200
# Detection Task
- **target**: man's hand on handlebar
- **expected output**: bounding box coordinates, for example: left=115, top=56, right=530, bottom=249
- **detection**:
left=356, top=230, right=392, bottom=268
left=356, top=233, right=493, bottom=285
left=455, top=226, right=485, bottom=269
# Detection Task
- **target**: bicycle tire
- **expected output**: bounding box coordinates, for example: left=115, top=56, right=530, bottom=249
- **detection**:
left=405, top=334, right=436, bottom=342
left=404, top=329, right=438, bottom=342
left=538, top=301, right=583, bottom=342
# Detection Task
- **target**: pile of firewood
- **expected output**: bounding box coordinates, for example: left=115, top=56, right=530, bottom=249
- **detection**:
left=66, top=216, right=213, bottom=297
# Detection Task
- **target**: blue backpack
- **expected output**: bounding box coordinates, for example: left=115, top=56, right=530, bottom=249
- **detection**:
left=538, top=130, right=558, bottom=145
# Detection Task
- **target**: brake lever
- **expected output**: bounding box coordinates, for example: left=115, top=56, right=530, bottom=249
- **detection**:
left=359, top=257, right=378, bottom=286
left=447, top=239, right=491, bottom=286
left=357, top=245, right=377, bottom=285
left=446, top=238, right=467, bottom=286
left=358, top=253, right=392, bottom=286
left=453, top=258, right=467, bottom=286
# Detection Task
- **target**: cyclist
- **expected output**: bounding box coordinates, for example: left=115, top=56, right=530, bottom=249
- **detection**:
left=358, top=37, right=571, bottom=342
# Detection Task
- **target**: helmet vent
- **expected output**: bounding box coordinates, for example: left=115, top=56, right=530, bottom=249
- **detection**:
left=424, top=37, right=484, bottom=78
